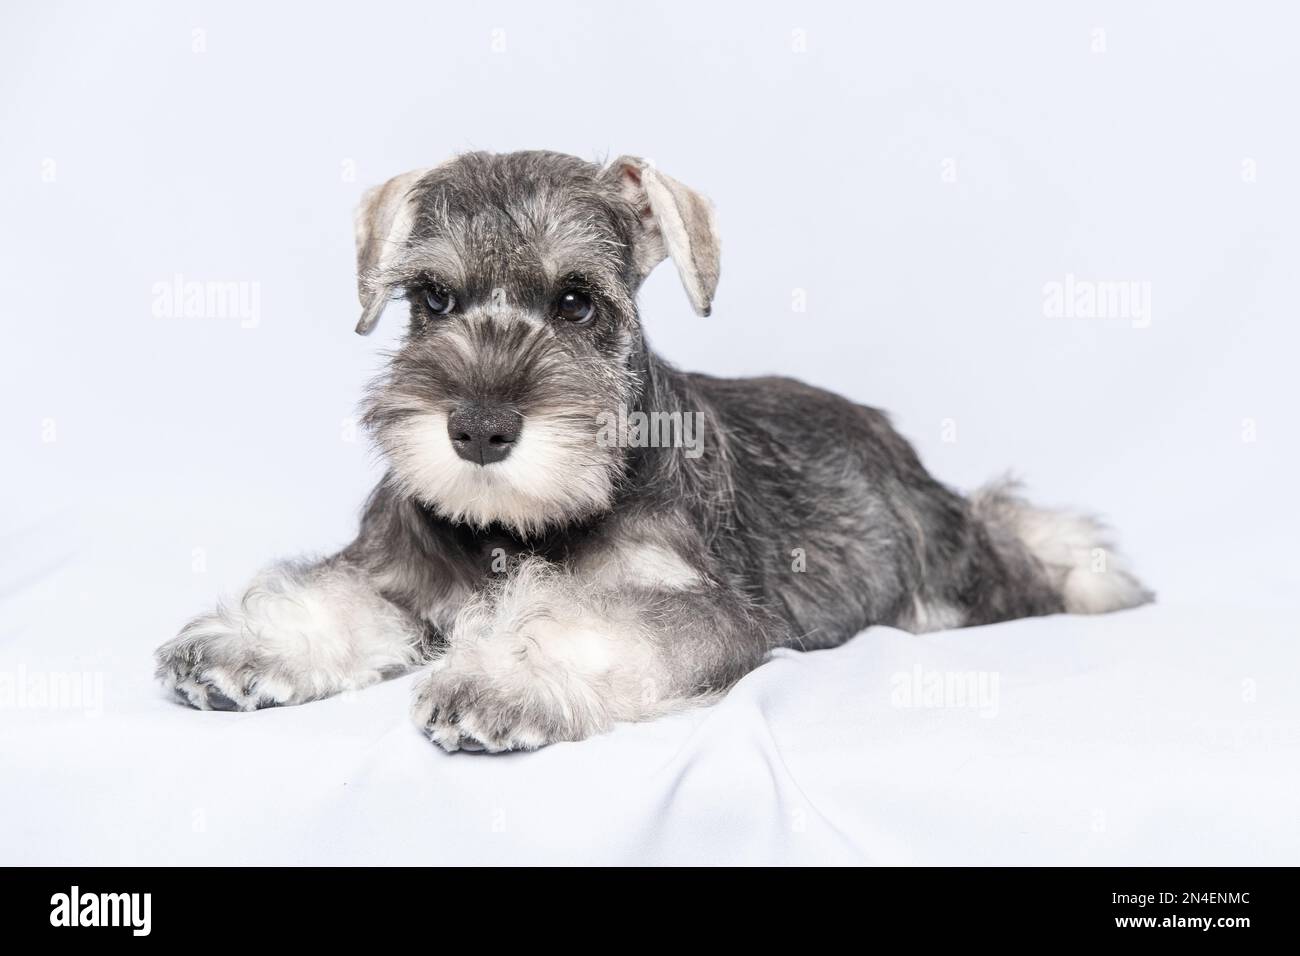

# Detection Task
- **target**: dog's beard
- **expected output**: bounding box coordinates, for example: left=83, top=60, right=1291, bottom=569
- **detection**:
left=381, top=410, right=619, bottom=536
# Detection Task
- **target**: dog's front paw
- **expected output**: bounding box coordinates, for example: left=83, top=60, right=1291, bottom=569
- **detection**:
left=411, top=665, right=553, bottom=753
left=155, top=612, right=303, bottom=711
left=411, top=620, right=619, bottom=753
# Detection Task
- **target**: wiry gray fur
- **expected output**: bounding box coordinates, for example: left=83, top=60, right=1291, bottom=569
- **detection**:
left=155, top=150, right=1152, bottom=752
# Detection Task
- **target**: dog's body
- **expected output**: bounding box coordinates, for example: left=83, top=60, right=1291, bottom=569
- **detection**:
left=156, top=150, right=1150, bottom=751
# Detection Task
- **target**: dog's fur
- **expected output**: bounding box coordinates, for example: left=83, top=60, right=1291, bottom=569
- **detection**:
left=155, top=150, right=1152, bottom=751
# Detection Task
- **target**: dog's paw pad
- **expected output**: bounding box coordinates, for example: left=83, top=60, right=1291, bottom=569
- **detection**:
left=411, top=669, right=549, bottom=753
left=168, top=670, right=263, bottom=712
left=205, top=687, right=241, bottom=711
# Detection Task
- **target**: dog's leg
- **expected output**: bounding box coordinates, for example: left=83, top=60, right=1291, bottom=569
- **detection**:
left=155, top=557, right=427, bottom=711
left=412, top=557, right=778, bottom=752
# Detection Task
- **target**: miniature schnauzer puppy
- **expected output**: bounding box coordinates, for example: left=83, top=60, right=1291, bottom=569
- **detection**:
left=155, top=150, right=1151, bottom=751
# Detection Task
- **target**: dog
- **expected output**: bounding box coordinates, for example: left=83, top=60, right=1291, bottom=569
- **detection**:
left=154, top=150, right=1152, bottom=752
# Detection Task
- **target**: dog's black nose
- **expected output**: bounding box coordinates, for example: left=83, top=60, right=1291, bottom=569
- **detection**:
left=447, top=403, right=523, bottom=465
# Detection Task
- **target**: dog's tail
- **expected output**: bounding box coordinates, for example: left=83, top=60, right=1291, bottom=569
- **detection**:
left=970, top=477, right=1153, bottom=615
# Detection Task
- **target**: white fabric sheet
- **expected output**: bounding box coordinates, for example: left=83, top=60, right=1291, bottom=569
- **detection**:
left=2, top=512, right=1295, bottom=865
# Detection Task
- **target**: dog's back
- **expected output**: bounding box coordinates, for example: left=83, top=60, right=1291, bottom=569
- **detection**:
left=677, top=372, right=1151, bottom=647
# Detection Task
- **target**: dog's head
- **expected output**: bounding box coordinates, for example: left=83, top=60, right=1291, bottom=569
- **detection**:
left=356, top=150, right=719, bottom=536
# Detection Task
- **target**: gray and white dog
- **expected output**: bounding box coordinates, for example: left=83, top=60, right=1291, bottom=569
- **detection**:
left=155, top=150, right=1151, bottom=752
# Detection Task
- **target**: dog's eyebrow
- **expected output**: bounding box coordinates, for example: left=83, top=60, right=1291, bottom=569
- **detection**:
left=372, top=237, right=467, bottom=291
left=536, top=216, right=624, bottom=277
left=536, top=233, right=629, bottom=302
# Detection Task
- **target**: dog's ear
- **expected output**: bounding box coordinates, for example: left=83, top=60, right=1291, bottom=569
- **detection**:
left=353, top=167, right=430, bottom=335
left=605, top=157, right=720, bottom=317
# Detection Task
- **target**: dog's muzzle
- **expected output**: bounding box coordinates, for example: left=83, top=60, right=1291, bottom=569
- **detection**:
left=447, top=402, right=523, bottom=465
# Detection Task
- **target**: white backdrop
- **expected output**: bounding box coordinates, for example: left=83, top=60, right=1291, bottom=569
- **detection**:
left=2, top=1, right=1297, bottom=865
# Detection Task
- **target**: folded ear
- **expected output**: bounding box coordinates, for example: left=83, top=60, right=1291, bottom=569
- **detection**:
left=606, top=156, right=720, bottom=317
left=353, top=167, right=430, bottom=335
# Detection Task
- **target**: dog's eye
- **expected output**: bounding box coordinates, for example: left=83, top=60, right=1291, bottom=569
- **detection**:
left=555, top=289, right=594, bottom=324
left=423, top=285, right=456, bottom=316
